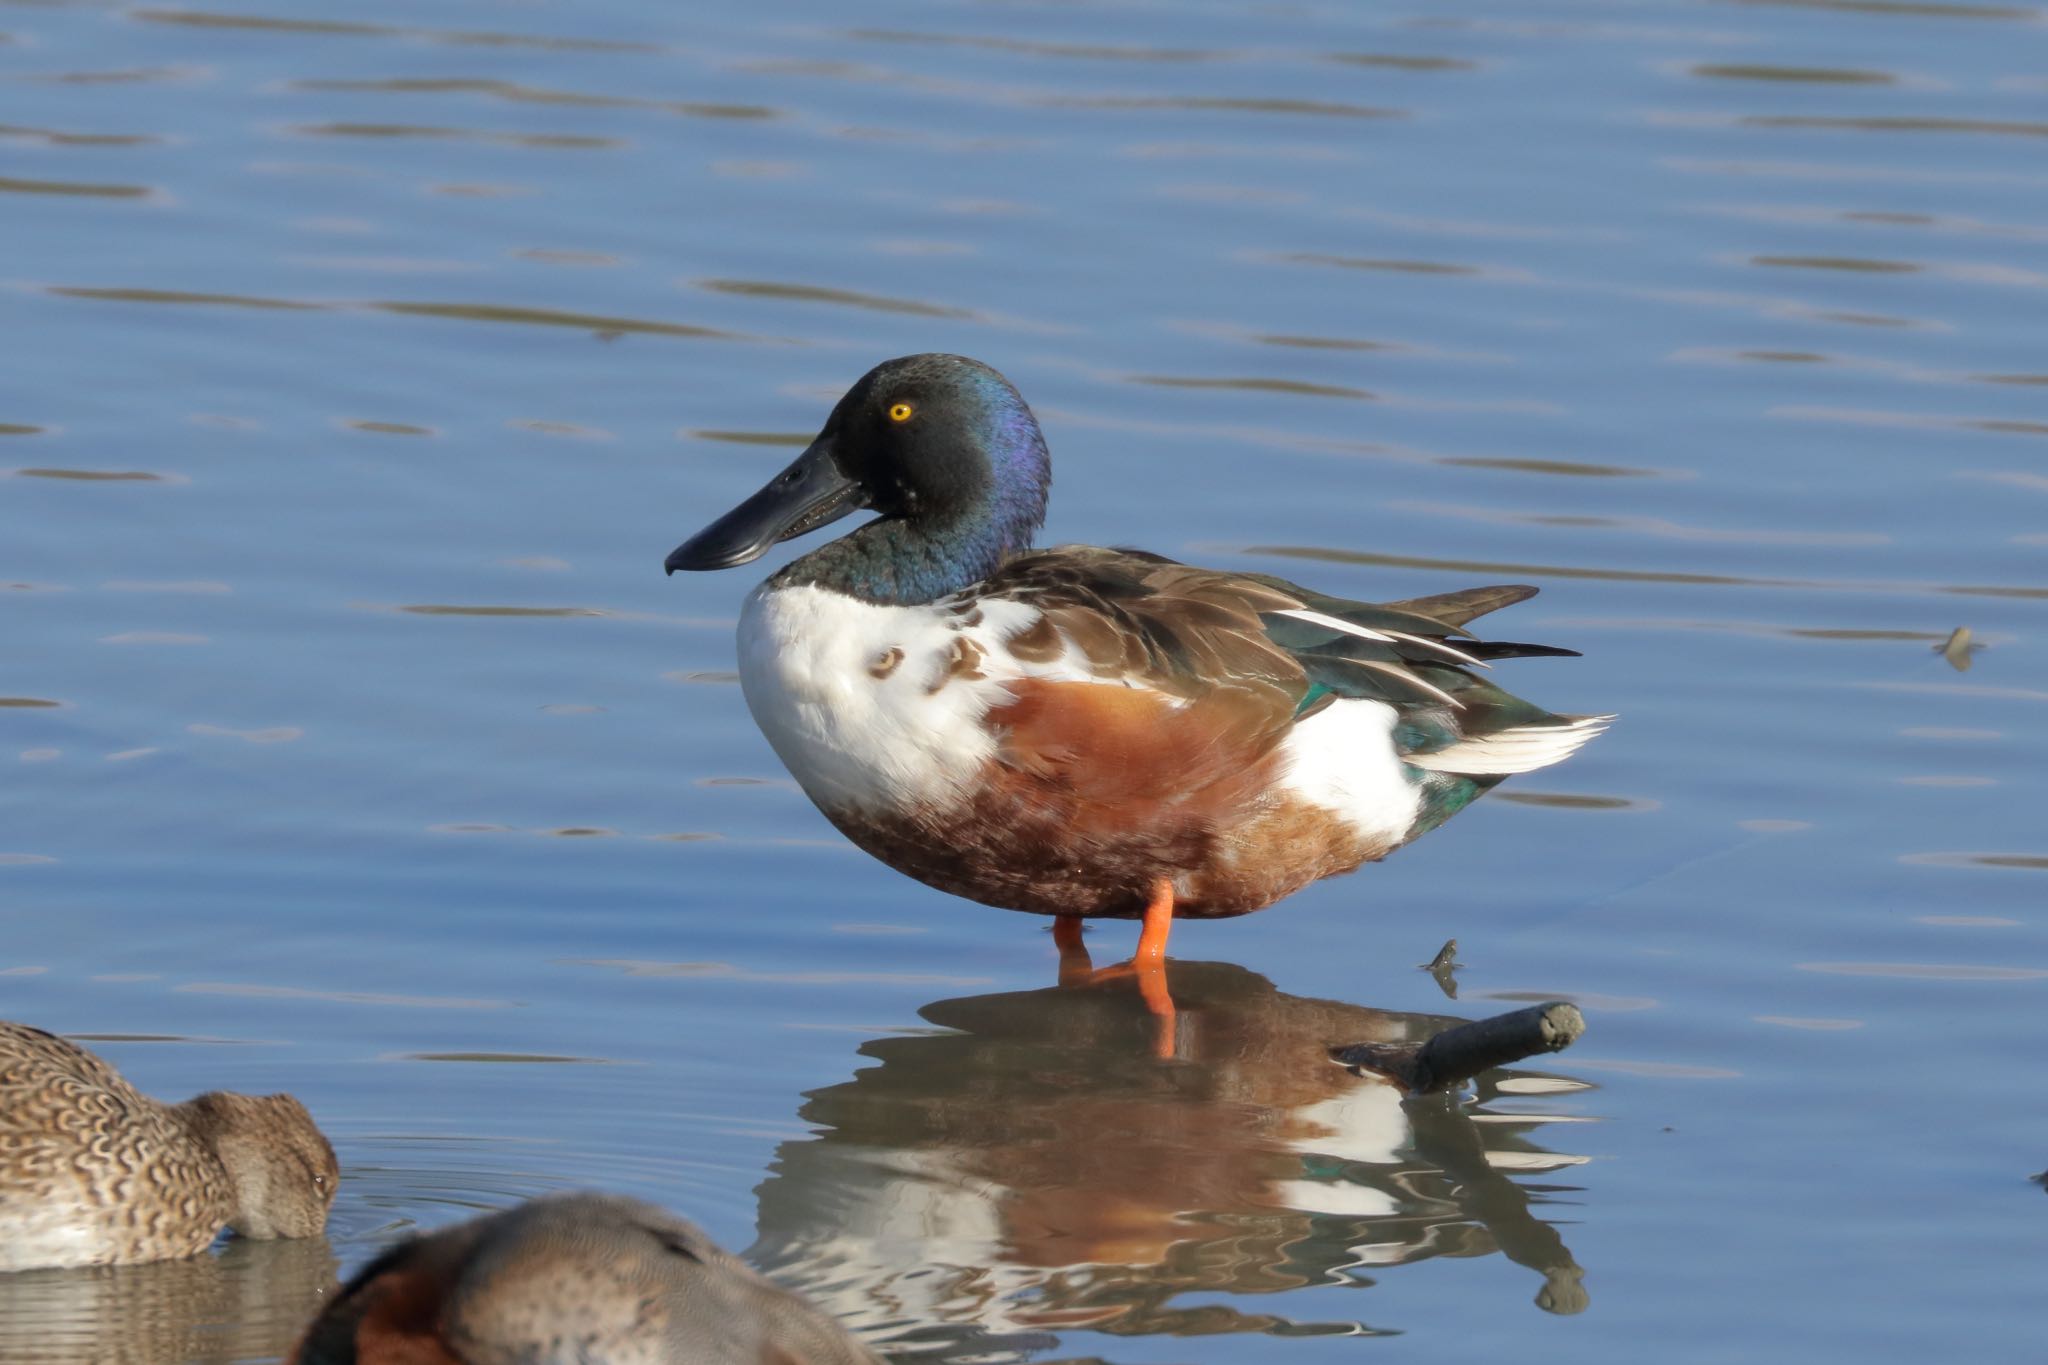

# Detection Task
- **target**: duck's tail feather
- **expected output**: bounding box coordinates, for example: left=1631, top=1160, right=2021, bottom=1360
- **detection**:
left=1376, top=583, right=1541, bottom=630
left=1457, top=639, right=1581, bottom=661
left=1404, top=713, right=1614, bottom=776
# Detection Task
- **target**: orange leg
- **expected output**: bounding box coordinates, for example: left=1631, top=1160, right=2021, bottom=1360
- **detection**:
left=1131, top=880, right=1177, bottom=1058
left=1050, top=882, right=1178, bottom=1058
left=1132, top=879, right=1174, bottom=966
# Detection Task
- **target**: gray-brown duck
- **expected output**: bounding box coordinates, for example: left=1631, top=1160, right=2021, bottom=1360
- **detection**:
left=290, top=1191, right=884, bottom=1364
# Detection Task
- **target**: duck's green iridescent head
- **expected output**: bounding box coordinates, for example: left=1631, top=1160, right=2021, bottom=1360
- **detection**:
left=666, top=354, right=1052, bottom=604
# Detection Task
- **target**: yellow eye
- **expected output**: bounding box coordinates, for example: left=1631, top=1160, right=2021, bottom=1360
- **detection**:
left=887, top=402, right=914, bottom=423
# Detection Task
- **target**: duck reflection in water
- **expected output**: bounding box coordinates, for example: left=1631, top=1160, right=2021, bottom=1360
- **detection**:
left=748, top=961, right=1593, bottom=1359
left=0, top=1234, right=338, bottom=1365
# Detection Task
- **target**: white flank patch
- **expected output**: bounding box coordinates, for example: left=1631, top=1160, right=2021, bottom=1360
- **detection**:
left=1404, top=714, right=1614, bottom=776
left=1277, top=698, right=1424, bottom=850
left=736, top=584, right=1093, bottom=813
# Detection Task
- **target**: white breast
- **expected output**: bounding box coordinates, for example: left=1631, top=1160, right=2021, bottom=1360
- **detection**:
left=735, top=584, right=1067, bottom=814
left=736, top=583, right=1428, bottom=850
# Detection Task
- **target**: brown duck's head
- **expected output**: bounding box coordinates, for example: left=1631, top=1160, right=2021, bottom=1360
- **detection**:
left=183, top=1091, right=339, bottom=1240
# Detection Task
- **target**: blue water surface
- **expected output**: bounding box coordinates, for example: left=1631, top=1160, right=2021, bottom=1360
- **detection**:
left=4, top=0, right=2045, bottom=1360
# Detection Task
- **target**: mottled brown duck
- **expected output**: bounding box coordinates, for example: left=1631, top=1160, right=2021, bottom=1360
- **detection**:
left=0, top=1021, right=336, bottom=1271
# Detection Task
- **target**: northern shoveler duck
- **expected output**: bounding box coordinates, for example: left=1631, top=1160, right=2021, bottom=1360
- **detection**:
left=0, top=1021, right=337, bottom=1270
left=666, top=354, right=1608, bottom=1000
left=291, top=1191, right=884, bottom=1364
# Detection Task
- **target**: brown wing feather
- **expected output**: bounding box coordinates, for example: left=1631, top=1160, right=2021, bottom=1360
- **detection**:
left=973, top=546, right=1313, bottom=710
left=1377, top=583, right=1538, bottom=631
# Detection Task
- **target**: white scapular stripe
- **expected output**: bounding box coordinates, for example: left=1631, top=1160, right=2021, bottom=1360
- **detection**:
left=1274, top=608, right=1489, bottom=676
left=1404, top=714, right=1614, bottom=776
left=1351, top=657, right=1465, bottom=708
left=1273, top=607, right=1397, bottom=643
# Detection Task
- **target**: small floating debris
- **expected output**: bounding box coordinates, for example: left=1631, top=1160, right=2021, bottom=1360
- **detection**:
left=1937, top=626, right=1980, bottom=672
left=1419, top=938, right=1462, bottom=999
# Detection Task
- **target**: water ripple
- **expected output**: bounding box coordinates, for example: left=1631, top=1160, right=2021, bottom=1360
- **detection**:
left=1126, top=374, right=1375, bottom=400
left=51, top=285, right=317, bottom=310
left=21, top=66, right=204, bottom=87
left=1718, top=0, right=2039, bottom=19
left=1243, top=545, right=2048, bottom=600
left=1773, top=406, right=2048, bottom=440
left=372, top=300, right=744, bottom=340
left=847, top=30, right=1224, bottom=63
left=1391, top=500, right=1888, bottom=546
left=1037, top=95, right=1403, bottom=119
left=1690, top=63, right=1895, bottom=84
left=52, top=287, right=747, bottom=345
left=178, top=982, right=513, bottom=1008
left=293, top=122, right=622, bottom=150
left=12, top=467, right=174, bottom=481
left=0, top=123, right=161, bottom=147
left=568, top=958, right=995, bottom=987
left=293, top=77, right=774, bottom=120
left=1744, top=116, right=2048, bottom=138
left=694, top=278, right=974, bottom=319
left=1900, top=851, right=2048, bottom=871
left=1272, top=252, right=1490, bottom=276
left=1798, top=962, right=2048, bottom=980
left=395, top=604, right=608, bottom=618
left=1326, top=52, right=1475, bottom=71
left=0, top=176, right=152, bottom=199
left=131, top=9, right=660, bottom=52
